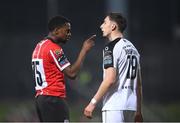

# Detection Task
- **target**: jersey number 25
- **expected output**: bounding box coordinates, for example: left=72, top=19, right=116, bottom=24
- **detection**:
left=32, top=59, right=47, bottom=90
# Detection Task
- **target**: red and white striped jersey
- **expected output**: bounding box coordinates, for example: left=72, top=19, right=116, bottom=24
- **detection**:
left=32, top=38, right=70, bottom=98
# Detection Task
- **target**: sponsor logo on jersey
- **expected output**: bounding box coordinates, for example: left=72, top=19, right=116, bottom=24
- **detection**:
left=58, top=53, right=69, bottom=66
left=103, top=50, right=113, bottom=67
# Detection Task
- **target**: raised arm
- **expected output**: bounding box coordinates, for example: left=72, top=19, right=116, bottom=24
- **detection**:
left=63, top=35, right=96, bottom=79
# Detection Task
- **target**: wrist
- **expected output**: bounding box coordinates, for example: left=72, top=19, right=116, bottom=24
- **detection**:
left=135, top=111, right=142, bottom=115
left=81, top=47, right=88, bottom=54
left=90, top=98, right=97, bottom=105
left=83, top=48, right=88, bottom=53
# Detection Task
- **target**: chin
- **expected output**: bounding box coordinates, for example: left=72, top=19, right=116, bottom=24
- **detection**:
left=57, top=39, right=67, bottom=44
left=62, top=40, right=68, bottom=44
left=103, top=34, right=107, bottom=37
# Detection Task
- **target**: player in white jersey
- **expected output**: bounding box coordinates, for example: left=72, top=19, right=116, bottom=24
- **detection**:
left=84, top=13, right=143, bottom=122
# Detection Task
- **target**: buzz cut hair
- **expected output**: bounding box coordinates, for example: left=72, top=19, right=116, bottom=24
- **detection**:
left=108, top=12, right=127, bottom=33
left=48, top=15, right=70, bottom=32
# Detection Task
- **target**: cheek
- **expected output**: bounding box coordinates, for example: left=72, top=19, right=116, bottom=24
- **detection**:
left=104, top=25, right=111, bottom=33
left=61, top=31, right=67, bottom=37
left=57, top=33, right=66, bottom=39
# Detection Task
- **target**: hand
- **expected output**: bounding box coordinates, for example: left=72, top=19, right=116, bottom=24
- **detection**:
left=82, top=35, right=96, bottom=52
left=84, top=103, right=96, bottom=119
left=134, top=112, right=143, bottom=122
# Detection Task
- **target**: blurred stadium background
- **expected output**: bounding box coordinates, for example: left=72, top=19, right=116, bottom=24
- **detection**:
left=0, top=0, right=180, bottom=122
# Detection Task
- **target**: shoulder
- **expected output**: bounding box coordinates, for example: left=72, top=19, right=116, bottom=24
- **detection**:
left=122, top=38, right=140, bottom=56
left=104, top=38, right=121, bottom=52
left=40, top=39, right=64, bottom=57
left=42, top=39, right=62, bottom=52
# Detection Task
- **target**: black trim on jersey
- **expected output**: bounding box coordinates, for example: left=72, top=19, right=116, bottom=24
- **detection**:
left=46, top=37, right=66, bottom=45
left=46, top=37, right=56, bottom=43
left=103, top=38, right=121, bottom=69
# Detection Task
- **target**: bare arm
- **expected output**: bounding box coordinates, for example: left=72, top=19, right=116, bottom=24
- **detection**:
left=84, top=67, right=116, bottom=118
left=136, top=68, right=142, bottom=113
left=135, top=68, right=143, bottom=122
left=63, top=35, right=96, bottom=79
left=92, top=67, right=116, bottom=103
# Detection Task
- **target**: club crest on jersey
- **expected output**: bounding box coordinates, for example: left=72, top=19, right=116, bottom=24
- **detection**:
left=54, top=49, right=61, bottom=56
left=105, top=46, right=109, bottom=51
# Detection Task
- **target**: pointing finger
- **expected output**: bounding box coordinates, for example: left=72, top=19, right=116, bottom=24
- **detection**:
left=88, top=34, right=96, bottom=40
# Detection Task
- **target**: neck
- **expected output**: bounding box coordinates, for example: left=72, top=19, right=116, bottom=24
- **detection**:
left=47, top=33, right=65, bottom=45
left=108, top=32, right=123, bottom=41
left=47, top=33, right=57, bottom=42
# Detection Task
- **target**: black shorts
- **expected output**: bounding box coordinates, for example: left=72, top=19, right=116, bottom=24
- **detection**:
left=35, top=95, right=69, bottom=122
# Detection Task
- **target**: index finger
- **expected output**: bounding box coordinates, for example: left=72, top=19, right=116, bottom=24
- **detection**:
left=88, top=34, right=96, bottom=40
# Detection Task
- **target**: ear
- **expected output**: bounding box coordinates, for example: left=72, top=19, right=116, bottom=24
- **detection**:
left=111, top=24, right=116, bottom=31
left=53, top=27, right=61, bottom=35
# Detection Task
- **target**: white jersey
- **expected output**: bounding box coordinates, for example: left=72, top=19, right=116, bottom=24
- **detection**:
left=102, top=38, right=141, bottom=111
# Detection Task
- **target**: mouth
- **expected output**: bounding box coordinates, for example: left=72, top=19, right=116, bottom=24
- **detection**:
left=66, top=36, right=71, bottom=40
left=101, top=30, right=105, bottom=34
left=101, top=29, right=105, bottom=33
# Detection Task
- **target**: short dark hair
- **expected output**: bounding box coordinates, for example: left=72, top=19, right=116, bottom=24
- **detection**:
left=108, top=13, right=127, bottom=33
left=48, top=15, right=70, bottom=32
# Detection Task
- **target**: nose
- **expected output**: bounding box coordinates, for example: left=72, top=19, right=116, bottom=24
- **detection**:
left=69, top=32, right=71, bottom=37
left=100, top=24, right=103, bottom=30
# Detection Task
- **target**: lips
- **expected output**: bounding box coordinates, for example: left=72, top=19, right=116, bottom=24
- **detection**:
left=66, top=36, right=71, bottom=40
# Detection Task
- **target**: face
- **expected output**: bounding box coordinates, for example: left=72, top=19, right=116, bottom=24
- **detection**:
left=55, top=23, right=71, bottom=44
left=100, top=16, right=114, bottom=37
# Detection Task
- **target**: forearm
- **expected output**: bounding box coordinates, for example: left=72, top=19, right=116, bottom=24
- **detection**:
left=70, top=48, right=87, bottom=75
left=63, top=35, right=95, bottom=79
left=92, top=79, right=113, bottom=104
left=136, top=67, right=143, bottom=113
left=92, top=68, right=116, bottom=105
left=136, top=84, right=142, bottom=113
left=136, top=70, right=142, bottom=113
left=84, top=68, right=116, bottom=119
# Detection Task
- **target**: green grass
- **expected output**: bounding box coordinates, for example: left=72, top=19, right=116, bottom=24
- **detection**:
left=0, top=103, right=10, bottom=121
left=0, top=100, right=180, bottom=122
left=143, top=102, right=180, bottom=121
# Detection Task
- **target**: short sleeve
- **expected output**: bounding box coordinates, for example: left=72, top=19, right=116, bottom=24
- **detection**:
left=103, top=39, right=121, bottom=69
left=49, top=48, right=70, bottom=71
left=103, top=46, right=114, bottom=69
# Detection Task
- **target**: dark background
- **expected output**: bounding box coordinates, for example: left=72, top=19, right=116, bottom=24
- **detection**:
left=0, top=0, right=180, bottom=121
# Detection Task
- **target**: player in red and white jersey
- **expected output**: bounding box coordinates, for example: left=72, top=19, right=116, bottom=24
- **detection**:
left=32, top=37, right=71, bottom=98
left=32, top=15, right=96, bottom=122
